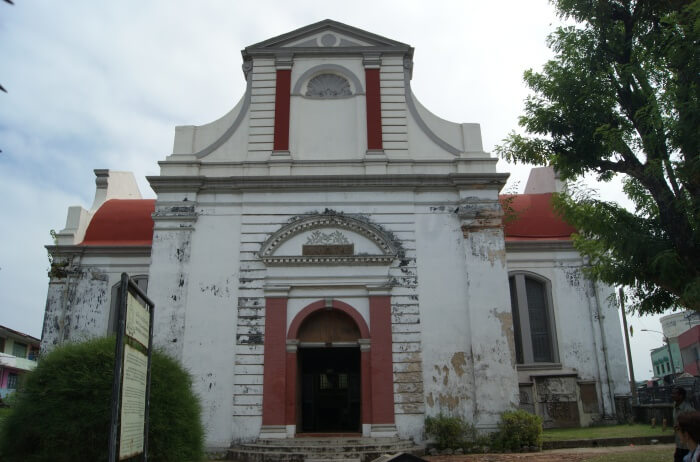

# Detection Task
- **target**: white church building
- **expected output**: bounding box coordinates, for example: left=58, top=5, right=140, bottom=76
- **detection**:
left=42, top=20, right=629, bottom=448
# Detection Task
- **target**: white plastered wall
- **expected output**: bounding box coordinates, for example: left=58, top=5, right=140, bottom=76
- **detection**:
left=41, top=253, right=150, bottom=351
left=178, top=198, right=242, bottom=448
left=414, top=200, right=476, bottom=423
left=289, top=57, right=367, bottom=160
left=506, top=246, right=628, bottom=421
left=222, top=190, right=427, bottom=442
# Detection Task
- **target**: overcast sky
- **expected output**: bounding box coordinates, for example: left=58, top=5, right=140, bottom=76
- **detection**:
left=0, top=0, right=676, bottom=380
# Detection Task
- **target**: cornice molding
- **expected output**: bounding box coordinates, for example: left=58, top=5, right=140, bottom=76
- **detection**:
left=159, top=157, right=498, bottom=167
left=147, top=173, right=509, bottom=193
left=262, top=255, right=395, bottom=266
left=244, top=47, right=409, bottom=59
left=242, top=20, right=413, bottom=58
left=45, top=245, right=152, bottom=257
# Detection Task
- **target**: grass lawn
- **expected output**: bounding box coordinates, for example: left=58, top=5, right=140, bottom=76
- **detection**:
left=582, top=447, right=669, bottom=461
left=543, top=424, right=671, bottom=441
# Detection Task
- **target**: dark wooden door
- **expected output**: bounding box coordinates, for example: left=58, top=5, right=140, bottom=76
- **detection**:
left=300, top=347, right=360, bottom=432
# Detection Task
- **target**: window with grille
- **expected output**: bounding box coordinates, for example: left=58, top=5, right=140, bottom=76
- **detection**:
left=7, top=373, right=18, bottom=389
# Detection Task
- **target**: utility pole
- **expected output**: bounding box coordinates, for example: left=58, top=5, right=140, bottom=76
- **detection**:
left=619, top=288, right=637, bottom=401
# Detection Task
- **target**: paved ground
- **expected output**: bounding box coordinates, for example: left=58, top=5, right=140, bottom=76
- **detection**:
left=213, top=442, right=675, bottom=461
left=424, top=443, right=674, bottom=461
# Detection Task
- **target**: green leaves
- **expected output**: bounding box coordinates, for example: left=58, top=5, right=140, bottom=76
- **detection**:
left=498, top=0, right=700, bottom=314
left=0, top=337, right=204, bottom=462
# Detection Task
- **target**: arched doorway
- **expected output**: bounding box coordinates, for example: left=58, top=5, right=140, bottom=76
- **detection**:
left=297, top=309, right=362, bottom=432
left=260, top=296, right=395, bottom=438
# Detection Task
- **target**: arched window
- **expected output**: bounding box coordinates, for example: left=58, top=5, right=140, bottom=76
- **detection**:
left=108, top=275, right=148, bottom=334
left=305, top=73, right=352, bottom=98
left=508, top=273, right=558, bottom=364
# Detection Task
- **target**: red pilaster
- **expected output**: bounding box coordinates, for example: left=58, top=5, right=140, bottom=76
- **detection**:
left=365, top=69, right=383, bottom=150
left=369, top=295, right=394, bottom=424
left=273, top=69, right=292, bottom=151
left=285, top=349, right=297, bottom=425
left=262, top=297, right=288, bottom=425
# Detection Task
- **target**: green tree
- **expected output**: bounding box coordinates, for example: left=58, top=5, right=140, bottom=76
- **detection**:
left=0, top=337, right=204, bottom=462
left=497, top=0, right=699, bottom=314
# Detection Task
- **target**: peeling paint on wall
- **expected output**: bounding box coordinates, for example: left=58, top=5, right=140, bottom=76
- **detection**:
left=564, top=267, right=581, bottom=288
left=467, top=229, right=507, bottom=267
left=451, top=352, right=466, bottom=377
left=426, top=352, right=475, bottom=418
left=41, top=263, right=113, bottom=352
left=492, top=309, right=516, bottom=364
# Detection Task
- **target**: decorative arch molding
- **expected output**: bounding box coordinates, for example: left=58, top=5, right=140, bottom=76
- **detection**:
left=288, top=299, right=370, bottom=340
left=306, top=74, right=352, bottom=98
left=292, top=64, right=364, bottom=97
left=259, top=213, right=398, bottom=265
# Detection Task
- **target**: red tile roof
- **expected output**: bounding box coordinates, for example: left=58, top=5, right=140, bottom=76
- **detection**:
left=80, top=199, right=155, bottom=246
left=501, top=193, right=575, bottom=241
left=78, top=194, right=573, bottom=246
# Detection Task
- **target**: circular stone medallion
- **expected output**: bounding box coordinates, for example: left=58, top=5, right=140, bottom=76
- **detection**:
left=320, top=33, right=337, bottom=47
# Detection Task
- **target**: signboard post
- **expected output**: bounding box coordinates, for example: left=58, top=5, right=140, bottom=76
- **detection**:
left=109, top=273, right=155, bottom=462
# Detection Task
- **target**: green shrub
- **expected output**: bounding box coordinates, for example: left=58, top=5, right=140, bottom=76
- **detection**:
left=0, top=337, right=204, bottom=462
left=491, top=409, right=542, bottom=451
left=425, top=414, right=474, bottom=449
left=1, top=391, right=18, bottom=408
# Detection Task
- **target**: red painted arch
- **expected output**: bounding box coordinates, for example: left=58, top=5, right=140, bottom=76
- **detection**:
left=287, top=299, right=370, bottom=340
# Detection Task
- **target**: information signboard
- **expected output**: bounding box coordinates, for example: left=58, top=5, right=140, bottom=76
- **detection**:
left=119, top=343, right=148, bottom=459
left=109, top=273, right=155, bottom=462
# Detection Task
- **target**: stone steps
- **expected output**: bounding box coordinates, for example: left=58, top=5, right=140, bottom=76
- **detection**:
left=227, top=437, right=424, bottom=462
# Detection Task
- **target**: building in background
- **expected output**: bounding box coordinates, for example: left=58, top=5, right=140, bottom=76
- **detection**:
left=646, top=311, right=700, bottom=380
left=40, top=20, right=629, bottom=447
left=661, top=311, right=700, bottom=341
left=679, top=326, right=700, bottom=376
left=650, top=344, right=682, bottom=379
left=0, top=325, right=40, bottom=398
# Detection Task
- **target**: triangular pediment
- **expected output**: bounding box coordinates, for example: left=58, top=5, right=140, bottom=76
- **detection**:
left=244, top=19, right=412, bottom=53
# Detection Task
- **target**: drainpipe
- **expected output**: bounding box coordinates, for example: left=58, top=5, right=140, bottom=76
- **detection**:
left=585, top=278, right=611, bottom=417
left=592, top=280, right=617, bottom=418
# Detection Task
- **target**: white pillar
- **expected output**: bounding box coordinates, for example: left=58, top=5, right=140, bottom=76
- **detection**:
left=148, top=200, right=197, bottom=359
left=458, top=196, right=519, bottom=431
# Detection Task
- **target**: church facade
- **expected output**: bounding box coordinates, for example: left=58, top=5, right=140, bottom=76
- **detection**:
left=42, top=20, right=629, bottom=448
